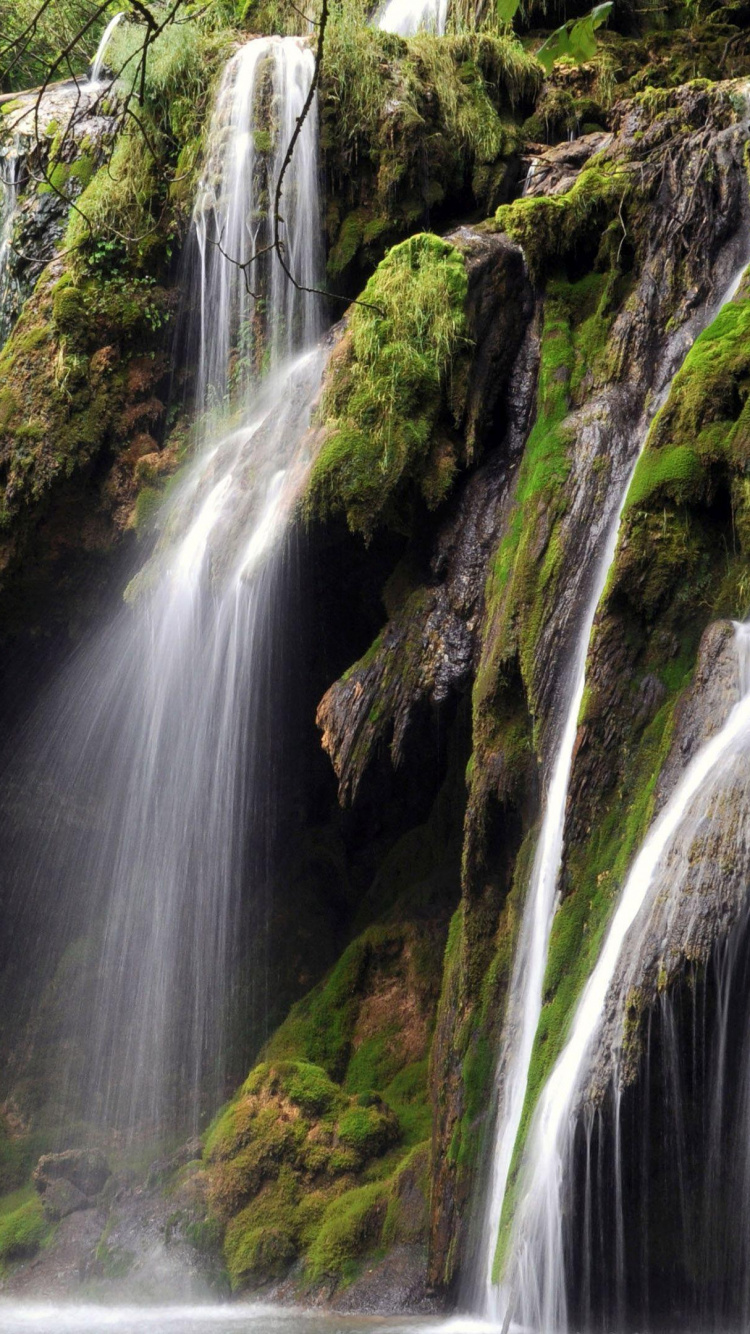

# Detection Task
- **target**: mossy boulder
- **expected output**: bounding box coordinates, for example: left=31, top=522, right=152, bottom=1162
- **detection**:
left=305, top=226, right=531, bottom=545
left=203, top=1060, right=400, bottom=1290
left=202, top=912, right=447, bottom=1294
left=0, top=262, right=176, bottom=639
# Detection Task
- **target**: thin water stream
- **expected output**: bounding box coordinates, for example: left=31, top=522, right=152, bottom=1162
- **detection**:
left=376, top=0, right=447, bottom=37
left=478, top=255, right=750, bottom=1324
left=86, top=12, right=125, bottom=88
left=508, top=620, right=750, bottom=1332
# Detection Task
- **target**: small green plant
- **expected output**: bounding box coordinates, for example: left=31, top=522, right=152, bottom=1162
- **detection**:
left=536, top=3, right=614, bottom=73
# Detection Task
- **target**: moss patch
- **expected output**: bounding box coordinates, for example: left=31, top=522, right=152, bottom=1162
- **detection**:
left=305, top=233, right=470, bottom=539
left=0, top=1195, right=49, bottom=1269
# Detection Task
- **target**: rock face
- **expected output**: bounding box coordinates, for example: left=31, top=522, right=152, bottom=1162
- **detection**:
left=5, top=7, right=750, bottom=1321
left=316, top=228, right=535, bottom=805
left=521, top=131, right=612, bottom=198
left=584, top=621, right=750, bottom=1101
left=425, top=77, right=750, bottom=1293
left=0, top=81, right=117, bottom=342
left=33, top=1149, right=111, bottom=1220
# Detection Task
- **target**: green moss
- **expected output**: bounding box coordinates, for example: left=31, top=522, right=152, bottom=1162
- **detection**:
left=0, top=1196, right=48, bottom=1268
left=133, top=486, right=163, bottom=533
left=474, top=272, right=621, bottom=739
left=306, top=233, right=470, bottom=539
left=626, top=442, right=704, bottom=509
left=304, top=1180, right=388, bottom=1282
left=38, top=161, right=70, bottom=195
left=252, top=129, right=272, bottom=154
left=337, top=1103, right=398, bottom=1157
left=224, top=1166, right=300, bottom=1289
left=52, top=283, right=86, bottom=334
left=69, top=155, right=95, bottom=190
left=94, top=1238, right=135, bottom=1279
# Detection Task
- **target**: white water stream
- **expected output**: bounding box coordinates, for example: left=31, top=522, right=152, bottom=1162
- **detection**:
left=2, top=36, right=324, bottom=1138
left=0, top=138, right=21, bottom=345
left=376, top=0, right=447, bottom=37
left=87, top=12, right=124, bottom=87
left=508, top=619, right=750, bottom=1331
left=479, top=256, right=750, bottom=1323
left=86, top=12, right=125, bottom=88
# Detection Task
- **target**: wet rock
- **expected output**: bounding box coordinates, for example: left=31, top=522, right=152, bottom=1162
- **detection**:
left=522, top=131, right=612, bottom=197
left=33, top=1147, right=111, bottom=1198
left=585, top=621, right=750, bottom=1102
left=331, top=1244, right=442, bottom=1314
left=317, top=232, right=536, bottom=804
left=146, top=1135, right=203, bottom=1188
left=655, top=620, right=739, bottom=805
left=40, top=1176, right=92, bottom=1222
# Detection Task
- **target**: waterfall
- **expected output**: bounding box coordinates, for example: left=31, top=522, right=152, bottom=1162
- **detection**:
left=478, top=256, right=750, bottom=1324
left=376, top=0, right=447, bottom=37
left=86, top=12, right=125, bottom=88
left=191, top=37, right=322, bottom=402
left=0, top=36, right=324, bottom=1142
left=507, top=621, right=750, bottom=1333
left=0, top=140, right=21, bottom=348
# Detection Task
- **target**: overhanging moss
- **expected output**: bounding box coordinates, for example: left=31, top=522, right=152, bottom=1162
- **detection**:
left=305, top=233, right=471, bottom=539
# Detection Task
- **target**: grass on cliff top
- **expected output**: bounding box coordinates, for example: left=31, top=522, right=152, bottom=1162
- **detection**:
left=305, top=232, right=470, bottom=540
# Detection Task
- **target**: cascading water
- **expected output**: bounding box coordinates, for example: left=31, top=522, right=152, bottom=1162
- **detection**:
left=506, top=620, right=750, bottom=1334
left=0, top=36, right=324, bottom=1141
left=190, top=37, right=322, bottom=404
left=86, top=11, right=125, bottom=88
left=0, top=139, right=21, bottom=347
left=477, top=256, right=750, bottom=1326
left=376, top=0, right=447, bottom=37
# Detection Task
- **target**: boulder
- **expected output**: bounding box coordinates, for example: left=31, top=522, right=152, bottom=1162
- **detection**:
left=33, top=1148, right=111, bottom=1200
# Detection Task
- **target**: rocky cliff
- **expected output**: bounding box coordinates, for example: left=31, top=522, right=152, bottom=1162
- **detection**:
left=2, top=0, right=750, bottom=1316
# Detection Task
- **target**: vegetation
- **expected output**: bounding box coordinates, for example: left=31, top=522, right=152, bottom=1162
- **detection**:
left=203, top=918, right=438, bottom=1290
left=4, top=0, right=750, bottom=1309
left=0, top=1195, right=48, bottom=1269
left=305, top=233, right=470, bottom=538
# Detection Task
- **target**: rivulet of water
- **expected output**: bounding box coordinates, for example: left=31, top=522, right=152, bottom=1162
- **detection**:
left=508, top=622, right=750, bottom=1333
left=0, top=138, right=22, bottom=347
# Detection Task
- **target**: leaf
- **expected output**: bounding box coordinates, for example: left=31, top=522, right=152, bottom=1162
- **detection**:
left=589, top=1, right=615, bottom=27
left=569, top=16, right=598, bottom=61
left=535, top=24, right=572, bottom=73
left=536, top=1, right=612, bottom=71
left=496, top=0, right=521, bottom=23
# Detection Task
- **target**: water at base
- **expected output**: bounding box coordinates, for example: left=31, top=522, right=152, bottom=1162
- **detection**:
left=376, top=0, right=447, bottom=37
left=0, top=1307, right=491, bottom=1334
left=478, top=252, right=750, bottom=1325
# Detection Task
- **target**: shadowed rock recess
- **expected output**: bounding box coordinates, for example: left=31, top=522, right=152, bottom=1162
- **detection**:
left=4, top=0, right=750, bottom=1322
